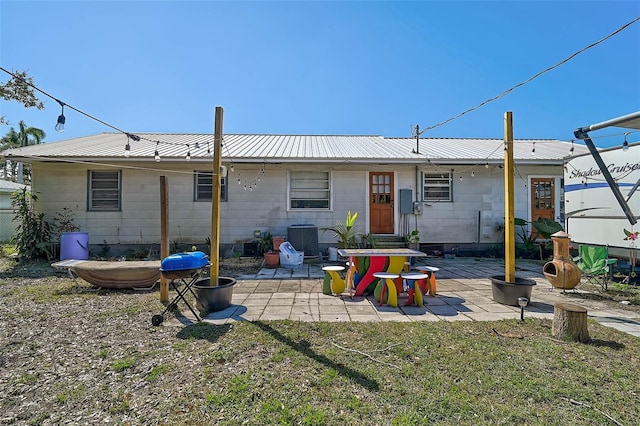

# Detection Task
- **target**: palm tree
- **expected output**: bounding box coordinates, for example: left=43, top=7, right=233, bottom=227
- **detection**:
left=0, top=120, right=45, bottom=183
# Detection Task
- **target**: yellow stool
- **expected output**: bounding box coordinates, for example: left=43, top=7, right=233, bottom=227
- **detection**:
left=373, top=272, right=400, bottom=307
left=322, top=265, right=346, bottom=295
left=401, top=272, right=429, bottom=307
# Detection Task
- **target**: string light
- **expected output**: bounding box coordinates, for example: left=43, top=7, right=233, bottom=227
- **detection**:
left=485, top=163, right=489, bottom=169
left=154, top=142, right=161, bottom=162
left=471, top=171, right=475, bottom=177
left=531, top=142, right=536, bottom=156
left=55, top=100, right=65, bottom=132
left=185, top=144, right=191, bottom=161
left=124, top=140, right=131, bottom=158
left=569, top=140, right=575, bottom=155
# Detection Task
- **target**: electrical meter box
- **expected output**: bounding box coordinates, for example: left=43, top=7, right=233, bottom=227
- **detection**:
left=413, top=202, right=423, bottom=215
left=399, top=189, right=413, bottom=214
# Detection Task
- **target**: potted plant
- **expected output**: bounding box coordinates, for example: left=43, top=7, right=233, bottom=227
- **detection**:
left=531, top=217, right=564, bottom=259
left=321, top=211, right=359, bottom=249
left=405, top=229, right=420, bottom=250
left=515, top=218, right=538, bottom=259
left=257, top=232, right=279, bottom=268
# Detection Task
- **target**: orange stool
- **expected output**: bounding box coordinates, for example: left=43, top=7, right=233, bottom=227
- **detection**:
left=417, top=266, right=439, bottom=296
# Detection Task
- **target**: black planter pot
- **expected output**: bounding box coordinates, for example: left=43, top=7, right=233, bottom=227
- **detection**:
left=490, top=275, right=536, bottom=306
left=194, top=277, right=237, bottom=312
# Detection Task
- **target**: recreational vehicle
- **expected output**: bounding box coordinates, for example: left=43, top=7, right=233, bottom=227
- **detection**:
left=567, top=111, right=640, bottom=262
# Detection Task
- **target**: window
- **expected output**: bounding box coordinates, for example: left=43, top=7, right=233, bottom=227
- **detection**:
left=423, top=172, right=452, bottom=201
left=194, top=171, right=227, bottom=201
left=289, top=171, right=330, bottom=209
left=88, top=170, right=121, bottom=211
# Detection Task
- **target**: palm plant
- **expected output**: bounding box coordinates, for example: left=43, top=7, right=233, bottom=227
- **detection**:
left=0, top=120, right=46, bottom=183
left=321, top=211, right=359, bottom=249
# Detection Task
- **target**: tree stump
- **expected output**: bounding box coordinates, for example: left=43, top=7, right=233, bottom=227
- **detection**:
left=552, top=303, right=590, bottom=343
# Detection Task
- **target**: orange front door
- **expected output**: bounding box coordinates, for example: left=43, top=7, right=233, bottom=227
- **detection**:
left=369, top=172, right=394, bottom=234
left=531, top=177, right=555, bottom=237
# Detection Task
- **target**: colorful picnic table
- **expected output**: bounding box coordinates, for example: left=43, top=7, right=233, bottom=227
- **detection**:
left=337, top=248, right=426, bottom=297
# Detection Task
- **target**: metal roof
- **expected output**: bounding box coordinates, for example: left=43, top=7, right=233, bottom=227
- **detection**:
left=1, top=132, right=587, bottom=164
left=0, top=179, right=28, bottom=192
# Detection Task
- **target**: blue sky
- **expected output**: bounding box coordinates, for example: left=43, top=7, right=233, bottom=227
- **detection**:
left=1, top=0, right=639, bottom=148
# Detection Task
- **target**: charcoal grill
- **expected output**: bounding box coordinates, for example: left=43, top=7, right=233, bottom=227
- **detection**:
left=151, top=251, right=210, bottom=326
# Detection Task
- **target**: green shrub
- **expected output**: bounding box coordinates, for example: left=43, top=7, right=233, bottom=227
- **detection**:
left=10, top=188, right=51, bottom=260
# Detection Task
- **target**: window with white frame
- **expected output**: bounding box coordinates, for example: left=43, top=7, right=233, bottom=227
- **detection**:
left=423, top=171, right=452, bottom=201
left=194, top=171, right=227, bottom=201
left=289, top=171, right=330, bottom=209
left=88, top=170, right=121, bottom=211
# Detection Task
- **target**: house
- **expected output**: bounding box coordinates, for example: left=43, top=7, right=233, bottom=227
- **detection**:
left=0, top=179, right=28, bottom=242
left=1, top=133, right=587, bottom=257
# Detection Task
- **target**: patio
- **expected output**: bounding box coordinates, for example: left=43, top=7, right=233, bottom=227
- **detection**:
left=166, top=257, right=640, bottom=337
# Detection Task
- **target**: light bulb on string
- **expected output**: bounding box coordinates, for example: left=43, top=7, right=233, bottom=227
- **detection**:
left=207, top=141, right=211, bottom=155
left=195, top=142, right=200, bottom=149
left=459, top=176, right=463, bottom=182
left=237, top=178, right=241, bottom=185
left=485, top=163, right=489, bottom=169
left=185, top=144, right=191, bottom=161
left=569, top=140, right=575, bottom=155
left=531, top=142, right=536, bottom=156
left=154, top=143, right=161, bottom=162
left=230, top=164, right=235, bottom=172
left=124, top=133, right=131, bottom=158
left=471, top=171, right=475, bottom=177
left=55, top=100, right=65, bottom=132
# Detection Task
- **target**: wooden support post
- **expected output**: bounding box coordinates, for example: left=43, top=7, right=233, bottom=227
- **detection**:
left=553, top=303, right=590, bottom=343
left=504, top=111, right=516, bottom=283
left=210, top=106, right=223, bottom=285
left=159, top=176, right=169, bottom=302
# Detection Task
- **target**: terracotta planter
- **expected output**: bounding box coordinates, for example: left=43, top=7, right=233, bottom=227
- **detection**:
left=490, top=275, right=536, bottom=306
left=264, top=251, right=279, bottom=268
left=272, top=236, right=286, bottom=251
left=194, top=277, right=237, bottom=312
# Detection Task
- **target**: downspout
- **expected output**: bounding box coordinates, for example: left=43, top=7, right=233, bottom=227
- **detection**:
left=574, top=127, right=637, bottom=226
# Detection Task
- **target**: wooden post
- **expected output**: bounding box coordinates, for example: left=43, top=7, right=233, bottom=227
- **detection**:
left=504, top=112, right=516, bottom=283
left=210, top=107, right=223, bottom=285
left=553, top=303, right=590, bottom=343
left=159, top=176, right=169, bottom=302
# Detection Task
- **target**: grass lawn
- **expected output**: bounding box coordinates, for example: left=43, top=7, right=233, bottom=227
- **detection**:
left=176, top=320, right=639, bottom=425
left=1, top=257, right=639, bottom=425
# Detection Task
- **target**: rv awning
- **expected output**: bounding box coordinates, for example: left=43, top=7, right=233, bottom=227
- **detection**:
left=579, top=111, right=640, bottom=132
